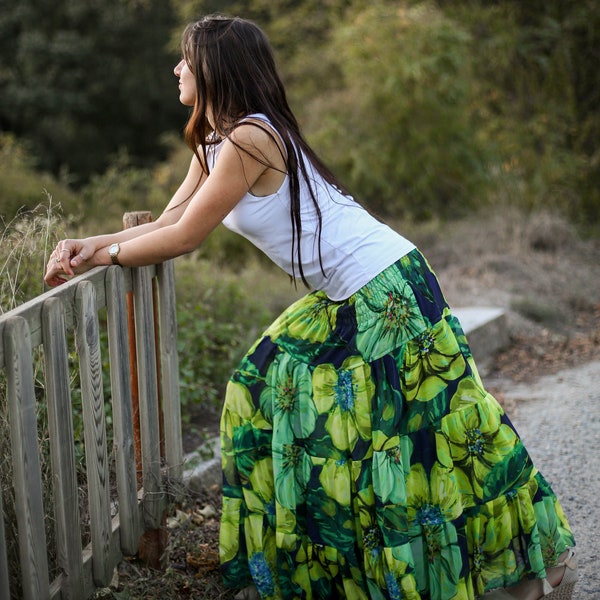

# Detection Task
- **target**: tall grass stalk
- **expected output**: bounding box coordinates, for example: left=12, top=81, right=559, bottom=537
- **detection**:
left=0, top=193, right=68, bottom=313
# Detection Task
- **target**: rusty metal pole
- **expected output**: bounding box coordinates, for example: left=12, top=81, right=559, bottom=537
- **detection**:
left=122, top=211, right=150, bottom=485
left=122, top=211, right=167, bottom=569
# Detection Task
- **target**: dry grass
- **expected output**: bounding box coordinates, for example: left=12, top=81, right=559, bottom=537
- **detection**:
left=0, top=197, right=60, bottom=313
left=405, top=207, right=600, bottom=339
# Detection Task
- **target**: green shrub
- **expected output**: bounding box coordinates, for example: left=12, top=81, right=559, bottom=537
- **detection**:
left=80, top=150, right=173, bottom=234
left=307, top=2, right=490, bottom=220
left=175, top=258, right=272, bottom=420
left=174, top=255, right=303, bottom=421
left=0, top=133, right=79, bottom=222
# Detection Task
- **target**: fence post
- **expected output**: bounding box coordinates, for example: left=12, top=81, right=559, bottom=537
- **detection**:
left=157, top=260, right=183, bottom=482
left=4, top=317, right=50, bottom=599
left=122, top=211, right=167, bottom=569
left=122, top=212, right=150, bottom=483
left=0, top=488, right=9, bottom=600
left=105, top=266, right=142, bottom=556
left=42, top=297, right=85, bottom=598
left=75, top=281, right=113, bottom=586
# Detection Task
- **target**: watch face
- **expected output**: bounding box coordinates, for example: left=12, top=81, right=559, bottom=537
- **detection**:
left=109, top=243, right=120, bottom=264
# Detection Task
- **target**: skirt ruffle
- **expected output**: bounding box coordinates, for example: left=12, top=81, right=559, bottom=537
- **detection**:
left=219, top=249, right=575, bottom=599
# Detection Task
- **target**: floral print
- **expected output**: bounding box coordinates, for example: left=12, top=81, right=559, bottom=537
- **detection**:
left=436, top=394, right=533, bottom=507
left=220, top=249, right=575, bottom=599
left=249, top=551, right=276, bottom=597
left=313, top=357, right=374, bottom=453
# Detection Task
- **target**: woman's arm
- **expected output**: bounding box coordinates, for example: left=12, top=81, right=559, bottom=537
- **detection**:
left=44, top=152, right=206, bottom=285
left=45, top=124, right=278, bottom=284
left=98, top=126, right=273, bottom=266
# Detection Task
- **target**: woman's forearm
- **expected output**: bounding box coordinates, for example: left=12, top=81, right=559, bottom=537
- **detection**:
left=85, top=219, right=162, bottom=249
left=90, top=221, right=199, bottom=268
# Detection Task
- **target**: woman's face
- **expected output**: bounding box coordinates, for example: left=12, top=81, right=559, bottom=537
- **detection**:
left=174, top=59, right=196, bottom=107
left=174, top=57, right=216, bottom=128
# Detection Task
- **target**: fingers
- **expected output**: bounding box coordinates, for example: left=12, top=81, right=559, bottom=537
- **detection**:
left=52, top=242, right=77, bottom=276
left=45, top=274, right=68, bottom=287
left=46, top=252, right=62, bottom=273
left=45, top=243, right=74, bottom=285
left=69, top=251, right=87, bottom=269
left=45, top=240, right=93, bottom=286
left=44, top=254, right=65, bottom=286
left=44, top=262, right=67, bottom=287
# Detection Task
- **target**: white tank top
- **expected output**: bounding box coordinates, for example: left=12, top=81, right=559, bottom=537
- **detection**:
left=211, top=115, right=415, bottom=300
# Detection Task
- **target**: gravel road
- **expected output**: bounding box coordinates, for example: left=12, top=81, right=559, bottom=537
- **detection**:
left=494, top=360, right=600, bottom=599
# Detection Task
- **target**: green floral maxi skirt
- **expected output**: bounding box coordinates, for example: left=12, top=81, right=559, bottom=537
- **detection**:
left=219, top=249, right=575, bottom=600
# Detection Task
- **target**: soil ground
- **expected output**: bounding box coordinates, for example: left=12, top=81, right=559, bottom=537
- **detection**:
left=94, top=210, right=600, bottom=599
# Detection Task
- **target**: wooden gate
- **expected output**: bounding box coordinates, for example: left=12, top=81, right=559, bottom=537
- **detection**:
left=0, top=257, right=183, bottom=599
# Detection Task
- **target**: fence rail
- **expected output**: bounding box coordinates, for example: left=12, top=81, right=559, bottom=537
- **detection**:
left=0, top=256, right=183, bottom=599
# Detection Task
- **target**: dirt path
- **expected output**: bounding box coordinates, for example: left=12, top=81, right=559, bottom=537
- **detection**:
left=493, top=360, right=600, bottom=598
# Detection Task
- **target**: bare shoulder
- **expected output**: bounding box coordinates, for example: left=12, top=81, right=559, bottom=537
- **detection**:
left=228, top=118, right=284, bottom=156
left=224, top=118, right=287, bottom=194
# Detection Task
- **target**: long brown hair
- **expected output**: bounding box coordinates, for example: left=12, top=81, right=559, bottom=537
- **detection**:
left=180, top=14, right=350, bottom=286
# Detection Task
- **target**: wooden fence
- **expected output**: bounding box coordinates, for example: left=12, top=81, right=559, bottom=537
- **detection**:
left=0, top=248, right=183, bottom=599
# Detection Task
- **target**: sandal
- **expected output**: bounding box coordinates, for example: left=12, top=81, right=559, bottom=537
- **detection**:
left=542, top=548, right=578, bottom=599
left=479, top=548, right=578, bottom=600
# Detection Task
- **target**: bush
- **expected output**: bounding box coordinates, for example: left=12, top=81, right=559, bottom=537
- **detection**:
left=307, top=2, right=491, bottom=220
left=173, top=256, right=301, bottom=422
left=80, top=149, right=174, bottom=234
left=0, top=134, right=79, bottom=222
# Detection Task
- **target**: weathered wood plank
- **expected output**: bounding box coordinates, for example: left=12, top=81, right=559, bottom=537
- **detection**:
left=132, top=266, right=164, bottom=528
left=157, top=260, right=183, bottom=481
left=3, top=317, right=50, bottom=600
left=0, top=267, right=107, bottom=367
left=42, top=297, right=85, bottom=599
left=105, top=266, right=142, bottom=555
left=75, top=281, right=112, bottom=587
left=0, top=483, right=11, bottom=600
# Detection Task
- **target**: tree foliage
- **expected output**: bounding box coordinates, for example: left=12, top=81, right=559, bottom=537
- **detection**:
left=307, top=2, right=489, bottom=219
left=0, top=133, right=78, bottom=218
left=0, top=0, right=597, bottom=221
left=445, top=0, right=600, bottom=220
left=0, top=0, right=186, bottom=182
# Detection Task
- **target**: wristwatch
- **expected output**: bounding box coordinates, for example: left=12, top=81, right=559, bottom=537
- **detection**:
left=108, top=242, right=121, bottom=266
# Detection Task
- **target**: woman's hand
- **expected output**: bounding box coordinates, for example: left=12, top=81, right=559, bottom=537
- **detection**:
left=44, top=238, right=97, bottom=287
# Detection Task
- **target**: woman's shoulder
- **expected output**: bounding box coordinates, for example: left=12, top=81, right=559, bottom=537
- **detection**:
left=239, top=112, right=271, bottom=126
left=230, top=118, right=271, bottom=142
left=233, top=113, right=279, bottom=140
left=229, top=113, right=287, bottom=162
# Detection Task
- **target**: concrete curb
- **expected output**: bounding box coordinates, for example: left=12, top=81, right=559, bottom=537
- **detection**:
left=453, top=306, right=509, bottom=366
left=183, top=307, right=508, bottom=491
left=183, top=435, right=222, bottom=493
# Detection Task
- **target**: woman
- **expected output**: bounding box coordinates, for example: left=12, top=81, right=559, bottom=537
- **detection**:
left=44, top=14, right=577, bottom=600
